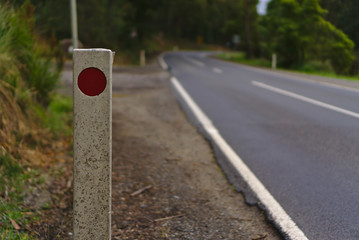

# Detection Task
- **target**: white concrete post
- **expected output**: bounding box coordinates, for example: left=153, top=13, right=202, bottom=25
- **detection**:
left=140, top=49, right=145, bottom=66
left=73, top=49, right=113, bottom=240
left=272, top=53, right=277, bottom=69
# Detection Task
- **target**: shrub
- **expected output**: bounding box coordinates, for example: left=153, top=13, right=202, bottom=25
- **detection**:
left=0, top=3, right=60, bottom=105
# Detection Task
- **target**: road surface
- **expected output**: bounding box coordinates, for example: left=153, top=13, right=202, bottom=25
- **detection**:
left=163, top=51, right=359, bottom=240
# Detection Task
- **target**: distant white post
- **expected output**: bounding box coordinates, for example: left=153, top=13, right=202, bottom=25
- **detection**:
left=272, top=53, right=277, bottom=69
left=140, top=49, right=146, bottom=66
left=73, top=49, right=113, bottom=240
left=70, top=0, right=79, bottom=49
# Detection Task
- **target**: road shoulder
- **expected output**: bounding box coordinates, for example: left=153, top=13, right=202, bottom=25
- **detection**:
left=111, top=63, right=281, bottom=239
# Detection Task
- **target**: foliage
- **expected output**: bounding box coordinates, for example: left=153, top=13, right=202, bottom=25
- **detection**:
left=0, top=4, right=73, bottom=238
left=261, top=0, right=355, bottom=74
left=320, top=0, right=359, bottom=75
left=220, top=0, right=259, bottom=58
left=7, top=0, right=358, bottom=75
left=321, top=0, right=359, bottom=50
left=0, top=3, right=60, bottom=105
left=296, top=60, right=333, bottom=73
left=32, top=94, right=73, bottom=136
left=9, top=0, right=259, bottom=59
left=217, top=52, right=271, bottom=68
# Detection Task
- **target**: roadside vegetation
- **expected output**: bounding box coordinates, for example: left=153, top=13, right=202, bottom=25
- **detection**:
left=217, top=52, right=359, bottom=81
left=0, top=3, right=72, bottom=239
left=261, top=0, right=355, bottom=75
left=8, top=0, right=358, bottom=78
left=9, top=0, right=260, bottom=64
left=217, top=52, right=271, bottom=68
left=217, top=0, right=359, bottom=80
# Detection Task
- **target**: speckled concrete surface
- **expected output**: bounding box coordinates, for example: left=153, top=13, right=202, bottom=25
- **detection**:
left=73, top=49, right=113, bottom=240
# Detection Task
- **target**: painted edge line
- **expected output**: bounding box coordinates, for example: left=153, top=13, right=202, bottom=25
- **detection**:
left=158, top=53, right=168, bottom=70
left=170, top=76, right=309, bottom=240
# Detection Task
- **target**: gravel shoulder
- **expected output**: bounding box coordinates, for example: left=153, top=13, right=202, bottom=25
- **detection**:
left=109, top=62, right=282, bottom=239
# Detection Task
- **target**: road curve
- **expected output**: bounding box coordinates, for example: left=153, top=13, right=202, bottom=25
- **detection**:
left=163, top=51, right=359, bottom=240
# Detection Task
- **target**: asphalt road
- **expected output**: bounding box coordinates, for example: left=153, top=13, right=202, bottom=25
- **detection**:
left=163, top=51, right=359, bottom=240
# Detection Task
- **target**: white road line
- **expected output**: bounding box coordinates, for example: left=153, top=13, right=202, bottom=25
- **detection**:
left=252, top=81, right=359, bottom=119
left=213, top=67, right=223, bottom=74
left=171, top=77, right=308, bottom=240
left=233, top=62, right=359, bottom=93
left=158, top=54, right=168, bottom=70
left=183, top=55, right=205, bottom=67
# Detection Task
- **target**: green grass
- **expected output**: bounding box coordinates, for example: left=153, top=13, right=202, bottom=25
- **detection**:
left=288, top=60, right=359, bottom=81
left=0, top=229, right=35, bottom=240
left=216, top=52, right=359, bottom=81
left=32, top=94, right=73, bottom=136
left=292, top=68, right=359, bottom=81
left=217, top=52, right=271, bottom=68
left=0, top=199, right=37, bottom=240
left=0, top=154, right=41, bottom=239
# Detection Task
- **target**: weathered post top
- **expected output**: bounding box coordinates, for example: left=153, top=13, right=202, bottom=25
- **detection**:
left=73, top=48, right=113, bottom=240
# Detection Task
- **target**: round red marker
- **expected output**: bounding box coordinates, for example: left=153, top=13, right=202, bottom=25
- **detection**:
left=78, top=67, right=107, bottom=96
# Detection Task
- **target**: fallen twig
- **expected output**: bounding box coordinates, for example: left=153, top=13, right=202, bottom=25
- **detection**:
left=130, top=185, right=152, bottom=197
left=9, top=218, right=20, bottom=230
left=143, top=216, right=154, bottom=222
left=252, top=233, right=268, bottom=240
left=25, top=225, right=40, bottom=236
left=154, top=215, right=182, bottom=222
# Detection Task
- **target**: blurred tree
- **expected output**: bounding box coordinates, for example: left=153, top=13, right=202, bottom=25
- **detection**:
left=261, top=0, right=304, bottom=66
left=320, top=0, right=359, bottom=75
left=6, top=0, right=260, bottom=60
left=261, top=0, right=354, bottom=74
left=76, top=0, right=126, bottom=48
left=221, top=0, right=259, bottom=57
left=10, top=0, right=126, bottom=49
left=321, top=0, right=359, bottom=49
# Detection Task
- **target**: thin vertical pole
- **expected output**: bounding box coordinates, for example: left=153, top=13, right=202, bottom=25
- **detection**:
left=140, top=50, right=145, bottom=66
left=272, top=53, right=277, bottom=70
left=70, top=0, right=79, bottom=49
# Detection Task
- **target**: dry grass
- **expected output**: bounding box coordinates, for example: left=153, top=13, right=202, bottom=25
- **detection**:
left=0, top=81, right=70, bottom=168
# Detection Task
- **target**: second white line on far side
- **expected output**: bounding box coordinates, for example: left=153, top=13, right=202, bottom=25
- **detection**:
left=213, top=67, right=223, bottom=74
left=252, top=81, right=359, bottom=119
left=183, top=55, right=205, bottom=67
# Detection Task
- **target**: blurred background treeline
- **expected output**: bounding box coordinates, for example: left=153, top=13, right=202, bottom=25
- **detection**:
left=5, top=0, right=359, bottom=75
left=8, top=0, right=261, bottom=64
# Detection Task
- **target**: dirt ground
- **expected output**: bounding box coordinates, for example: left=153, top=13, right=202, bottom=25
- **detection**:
left=55, top=62, right=282, bottom=239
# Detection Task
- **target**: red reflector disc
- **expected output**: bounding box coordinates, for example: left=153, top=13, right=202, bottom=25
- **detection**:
left=78, top=67, right=107, bottom=96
